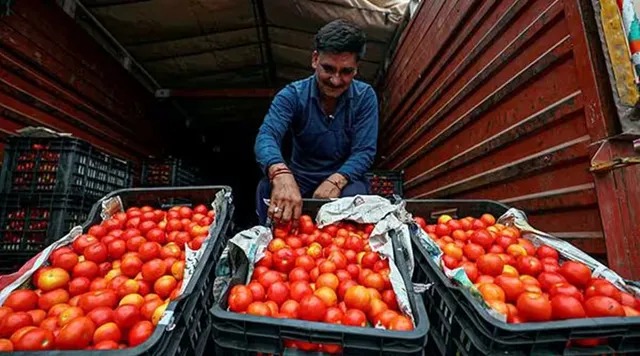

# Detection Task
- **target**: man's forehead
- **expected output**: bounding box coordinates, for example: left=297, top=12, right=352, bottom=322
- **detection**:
left=318, top=52, right=357, bottom=66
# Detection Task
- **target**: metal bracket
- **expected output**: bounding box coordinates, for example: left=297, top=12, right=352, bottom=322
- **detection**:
left=590, top=139, right=640, bottom=173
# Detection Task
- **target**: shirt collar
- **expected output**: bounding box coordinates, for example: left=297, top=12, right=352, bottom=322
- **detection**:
left=310, top=74, right=354, bottom=101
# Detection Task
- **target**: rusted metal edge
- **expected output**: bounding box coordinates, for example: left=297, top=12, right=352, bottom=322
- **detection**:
left=590, top=0, right=640, bottom=136
left=391, top=36, right=574, bottom=171
left=383, top=1, right=564, bottom=165
left=590, top=137, right=640, bottom=172
left=414, top=135, right=590, bottom=198
left=404, top=91, right=582, bottom=189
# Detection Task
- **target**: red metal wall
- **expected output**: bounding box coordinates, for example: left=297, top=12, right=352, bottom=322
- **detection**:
left=0, top=0, right=160, bottom=164
left=378, top=0, right=622, bottom=267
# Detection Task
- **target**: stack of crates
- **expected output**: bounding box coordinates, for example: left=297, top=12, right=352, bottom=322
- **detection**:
left=140, top=157, right=200, bottom=187
left=366, top=170, right=404, bottom=198
left=0, top=133, right=133, bottom=273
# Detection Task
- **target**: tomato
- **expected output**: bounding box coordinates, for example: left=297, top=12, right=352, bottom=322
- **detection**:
left=584, top=296, right=625, bottom=318
left=494, top=275, right=525, bottom=303
left=536, top=245, right=559, bottom=261
left=58, top=306, right=83, bottom=326
left=550, top=295, right=585, bottom=320
left=477, top=283, right=506, bottom=302
left=389, top=315, right=414, bottom=331
left=344, top=236, right=364, bottom=252
left=83, top=243, right=108, bottom=264
left=228, top=286, right=254, bottom=313
left=318, top=260, right=337, bottom=274
left=12, top=327, right=54, bottom=351
left=113, top=304, right=141, bottom=329
left=267, top=282, right=290, bottom=306
left=316, top=273, right=340, bottom=291
left=280, top=300, right=300, bottom=318
left=584, top=280, right=622, bottom=302
left=620, top=292, right=639, bottom=309
left=298, top=295, right=327, bottom=321
left=93, top=322, right=121, bottom=344
left=0, top=312, right=33, bottom=338
left=344, top=285, right=371, bottom=312
left=516, top=256, right=543, bottom=277
left=24, top=310, right=45, bottom=327
left=363, top=273, right=385, bottom=291
left=138, top=242, right=162, bottom=262
left=273, top=248, right=296, bottom=273
left=557, top=261, right=591, bottom=289
left=314, top=287, right=338, bottom=307
left=537, top=272, right=567, bottom=292
left=258, top=270, right=283, bottom=290
left=549, top=283, right=583, bottom=301
left=476, top=254, right=504, bottom=277
left=246, top=282, right=266, bottom=302
left=516, top=292, right=552, bottom=321
left=0, top=338, right=12, bottom=351
left=323, top=307, right=344, bottom=323
left=93, top=340, right=119, bottom=350
left=73, top=234, right=99, bottom=255
left=289, top=281, right=314, bottom=302
left=79, top=290, right=118, bottom=313
left=89, top=225, right=108, bottom=238
left=442, top=255, right=460, bottom=269
left=72, top=261, right=100, bottom=280
left=52, top=252, right=79, bottom=272
left=141, top=259, right=166, bottom=283
left=342, top=309, right=367, bottom=327
left=435, top=224, right=451, bottom=237
left=470, top=230, right=494, bottom=249
left=55, top=316, right=95, bottom=349
left=294, top=255, right=315, bottom=272
left=462, top=243, right=484, bottom=262
left=128, top=320, right=153, bottom=347
left=38, top=289, right=70, bottom=311
left=4, top=290, right=38, bottom=312
left=443, top=243, right=463, bottom=261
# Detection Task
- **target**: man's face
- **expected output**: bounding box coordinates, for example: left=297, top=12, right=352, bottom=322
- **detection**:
left=312, top=51, right=358, bottom=99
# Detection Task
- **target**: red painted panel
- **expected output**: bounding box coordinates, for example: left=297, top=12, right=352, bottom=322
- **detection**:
left=379, top=0, right=633, bottom=276
left=0, top=1, right=159, bottom=164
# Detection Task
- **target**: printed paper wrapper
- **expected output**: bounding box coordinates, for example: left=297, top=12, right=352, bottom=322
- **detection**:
left=413, top=207, right=640, bottom=323
left=0, top=189, right=230, bottom=326
left=213, top=195, right=419, bottom=327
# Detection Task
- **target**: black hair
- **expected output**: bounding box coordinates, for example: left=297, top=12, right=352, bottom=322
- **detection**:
left=314, top=19, right=367, bottom=60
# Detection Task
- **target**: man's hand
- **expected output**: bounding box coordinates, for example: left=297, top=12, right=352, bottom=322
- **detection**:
left=268, top=164, right=302, bottom=226
left=313, top=173, right=348, bottom=199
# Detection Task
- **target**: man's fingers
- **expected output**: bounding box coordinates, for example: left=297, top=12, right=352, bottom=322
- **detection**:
left=281, top=203, right=293, bottom=224
left=292, top=202, right=302, bottom=223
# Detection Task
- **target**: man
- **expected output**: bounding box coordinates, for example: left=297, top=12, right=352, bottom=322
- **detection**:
left=254, top=19, right=379, bottom=226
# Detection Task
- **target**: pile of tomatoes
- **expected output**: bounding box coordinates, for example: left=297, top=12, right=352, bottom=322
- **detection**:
left=415, top=213, right=640, bottom=324
left=227, top=215, right=414, bottom=354
left=0, top=204, right=215, bottom=351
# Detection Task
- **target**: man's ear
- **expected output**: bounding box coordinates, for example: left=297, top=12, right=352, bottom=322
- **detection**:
left=311, top=50, right=319, bottom=69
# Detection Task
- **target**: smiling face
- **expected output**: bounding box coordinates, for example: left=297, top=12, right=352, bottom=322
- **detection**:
left=312, top=51, right=358, bottom=99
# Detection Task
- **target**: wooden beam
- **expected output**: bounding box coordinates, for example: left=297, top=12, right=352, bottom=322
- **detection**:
left=155, top=88, right=277, bottom=98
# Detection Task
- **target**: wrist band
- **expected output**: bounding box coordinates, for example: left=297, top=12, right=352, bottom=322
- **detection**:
left=270, top=170, right=292, bottom=182
left=269, top=166, right=290, bottom=180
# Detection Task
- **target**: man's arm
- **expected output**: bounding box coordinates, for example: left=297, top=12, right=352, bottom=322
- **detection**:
left=255, top=86, right=297, bottom=173
left=336, top=86, right=379, bottom=183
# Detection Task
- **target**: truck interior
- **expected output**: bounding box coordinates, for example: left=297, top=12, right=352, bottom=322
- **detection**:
left=58, top=0, right=419, bottom=229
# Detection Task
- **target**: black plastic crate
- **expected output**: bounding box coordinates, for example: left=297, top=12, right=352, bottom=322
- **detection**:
left=0, top=252, right=38, bottom=275
left=140, top=157, right=200, bottom=187
left=209, top=198, right=430, bottom=356
left=365, top=170, right=404, bottom=197
left=0, top=136, right=133, bottom=198
left=6, top=185, right=234, bottom=356
left=0, top=193, right=94, bottom=252
left=405, top=199, right=640, bottom=356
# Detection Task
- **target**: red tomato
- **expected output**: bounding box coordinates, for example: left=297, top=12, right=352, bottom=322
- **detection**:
left=4, top=290, right=38, bottom=312
left=55, top=316, right=96, bottom=349
left=536, top=245, right=559, bottom=261
left=128, top=320, right=153, bottom=347
left=0, top=312, right=33, bottom=338
left=228, top=286, right=254, bottom=313
left=389, top=315, right=414, bottom=331
left=494, top=275, right=525, bottom=303
left=549, top=283, right=583, bottom=301
left=537, top=272, right=567, bottom=292
left=289, top=281, right=314, bottom=302
left=323, top=307, right=344, bottom=323
left=476, top=254, right=504, bottom=277
left=516, top=256, right=543, bottom=277
left=550, top=295, right=585, bottom=320
left=516, top=292, right=552, bottom=321
left=266, top=282, right=290, bottom=306
left=559, top=261, right=592, bottom=289
left=470, top=230, right=494, bottom=249
left=584, top=296, right=625, bottom=318
left=298, top=295, right=327, bottom=321
left=273, top=248, right=296, bottom=273
left=342, top=309, right=367, bottom=327
left=343, top=285, right=370, bottom=312
left=584, top=279, right=622, bottom=302
left=13, top=327, right=54, bottom=351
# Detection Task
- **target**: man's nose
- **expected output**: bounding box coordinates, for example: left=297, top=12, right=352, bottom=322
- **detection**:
left=330, top=76, right=342, bottom=86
